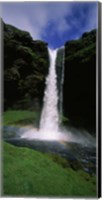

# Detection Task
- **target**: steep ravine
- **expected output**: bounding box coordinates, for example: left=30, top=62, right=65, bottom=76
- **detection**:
left=3, top=20, right=96, bottom=134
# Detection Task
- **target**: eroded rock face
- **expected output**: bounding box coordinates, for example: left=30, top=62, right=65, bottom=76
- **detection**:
left=63, top=30, right=96, bottom=134
left=3, top=21, right=49, bottom=110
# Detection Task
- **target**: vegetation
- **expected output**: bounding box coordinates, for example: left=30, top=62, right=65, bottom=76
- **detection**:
left=3, top=21, right=49, bottom=111
left=46, top=153, right=83, bottom=171
left=63, top=30, right=96, bottom=134
left=3, top=142, right=96, bottom=197
left=3, top=110, right=40, bottom=126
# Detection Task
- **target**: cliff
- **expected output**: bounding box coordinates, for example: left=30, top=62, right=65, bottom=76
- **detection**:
left=63, top=30, right=96, bottom=134
left=4, top=22, right=49, bottom=110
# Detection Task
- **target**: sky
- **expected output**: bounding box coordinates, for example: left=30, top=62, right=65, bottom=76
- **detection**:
left=1, top=1, right=98, bottom=48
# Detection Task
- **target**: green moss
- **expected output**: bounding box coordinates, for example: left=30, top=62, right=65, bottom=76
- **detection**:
left=3, top=142, right=96, bottom=197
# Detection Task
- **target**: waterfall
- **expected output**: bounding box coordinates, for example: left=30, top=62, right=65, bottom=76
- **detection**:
left=56, top=47, right=65, bottom=121
left=59, top=47, right=65, bottom=116
left=40, top=48, right=59, bottom=132
left=20, top=47, right=69, bottom=141
left=20, top=47, right=95, bottom=144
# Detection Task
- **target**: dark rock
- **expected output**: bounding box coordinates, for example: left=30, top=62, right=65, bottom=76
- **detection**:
left=63, top=30, right=96, bottom=134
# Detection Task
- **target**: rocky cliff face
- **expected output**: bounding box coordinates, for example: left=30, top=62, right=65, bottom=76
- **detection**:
left=63, top=30, right=96, bottom=134
left=4, top=22, right=49, bottom=110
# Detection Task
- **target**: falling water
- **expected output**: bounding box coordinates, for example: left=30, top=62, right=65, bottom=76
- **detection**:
left=59, top=47, right=65, bottom=116
left=20, top=47, right=69, bottom=141
left=40, top=48, right=59, bottom=132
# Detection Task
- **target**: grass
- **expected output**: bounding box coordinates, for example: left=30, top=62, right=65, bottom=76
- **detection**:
left=3, top=110, right=40, bottom=126
left=3, top=110, right=97, bottom=196
left=3, top=142, right=96, bottom=197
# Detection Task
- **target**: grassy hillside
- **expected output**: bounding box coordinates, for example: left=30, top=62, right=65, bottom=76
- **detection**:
left=3, top=142, right=96, bottom=197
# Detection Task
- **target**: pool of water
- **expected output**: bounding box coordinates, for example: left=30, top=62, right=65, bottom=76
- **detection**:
left=3, top=125, right=96, bottom=175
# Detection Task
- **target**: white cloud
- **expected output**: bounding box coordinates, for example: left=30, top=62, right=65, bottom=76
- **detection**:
left=2, top=2, right=98, bottom=41
left=2, top=5, right=43, bottom=39
left=2, top=2, right=73, bottom=39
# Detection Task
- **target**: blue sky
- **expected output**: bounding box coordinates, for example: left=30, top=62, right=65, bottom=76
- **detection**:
left=1, top=2, right=98, bottom=48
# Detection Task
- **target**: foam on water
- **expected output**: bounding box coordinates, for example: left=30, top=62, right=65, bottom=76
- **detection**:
left=19, top=126, right=95, bottom=147
left=20, top=128, right=68, bottom=141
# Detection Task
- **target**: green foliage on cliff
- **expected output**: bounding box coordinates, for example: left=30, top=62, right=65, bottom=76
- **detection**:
left=4, top=22, right=49, bottom=110
left=64, top=30, right=96, bottom=133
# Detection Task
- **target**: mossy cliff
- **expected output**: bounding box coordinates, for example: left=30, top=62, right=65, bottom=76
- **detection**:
left=4, top=21, right=49, bottom=110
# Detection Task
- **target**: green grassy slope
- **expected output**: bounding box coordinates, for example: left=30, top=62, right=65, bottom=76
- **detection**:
left=3, top=110, right=40, bottom=126
left=3, top=142, right=96, bottom=197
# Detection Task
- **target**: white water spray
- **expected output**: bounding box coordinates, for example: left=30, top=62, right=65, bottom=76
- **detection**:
left=40, top=48, right=59, bottom=132
left=59, top=47, right=65, bottom=116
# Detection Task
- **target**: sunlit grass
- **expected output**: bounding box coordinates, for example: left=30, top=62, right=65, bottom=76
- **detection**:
left=3, top=110, right=40, bottom=126
left=3, top=142, right=96, bottom=197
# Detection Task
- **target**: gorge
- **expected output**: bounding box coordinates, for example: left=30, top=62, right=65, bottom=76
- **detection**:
left=4, top=21, right=96, bottom=134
